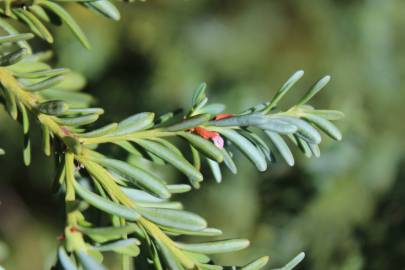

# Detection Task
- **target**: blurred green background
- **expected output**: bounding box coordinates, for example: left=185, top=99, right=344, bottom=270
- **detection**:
left=1, top=0, right=405, bottom=269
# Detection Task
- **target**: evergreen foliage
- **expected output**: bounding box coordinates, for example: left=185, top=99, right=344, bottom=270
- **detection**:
left=0, top=1, right=343, bottom=269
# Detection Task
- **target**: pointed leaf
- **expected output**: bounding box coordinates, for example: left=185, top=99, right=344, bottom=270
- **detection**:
left=221, top=148, right=237, bottom=174
left=0, top=19, right=31, bottom=51
left=65, top=108, right=104, bottom=116
left=257, top=117, right=297, bottom=134
left=95, top=158, right=171, bottom=199
left=240, top=130, right=273, bottom=162
left=176, top=239, right=250, bottom=254
left=242, top=256, right=269, bottom=270
left=192, top=82, right=207, bottom=107
left=282, top=116, right=321, bottom=144
left=135, top=139, right=203, bottom=187
left=302, top=114, right=342, bottom=141
left=19, top=9, right=53, bottom=43
left=207, top=158, right=222, bottom=183
left=198, top=103, right=225, bottom=115
left=19, top=103, right=29, bottom=134
left=298, top=75, right=331, bottom=105
left=181, top=132, right=224, bottom=162
left=42, top=126, right=51, bottom=156
left=294, top=135, right=312, bottom=158
left=183, top=251, right=211, bottom=264
left=121, top=187, right=164, bottom=203
left=21, top=104, right=31, bottom=166
left=166, top=114, right=211, bottom=131
left=80, top=123, right=118, bottom=138
left=150, top=138, right=184, bottom=157
left=308, top=143, right=320, bottom=158
left=84, top=0, right=120, bottom=21
left=13, top=9, right=49, bottom=42
left=29, top=5, right=51, bottom=23
left=23, top=75, right=64, bottom=91
left=76, top=251, right=106, bottom=270
left=40, top=1, right=91, bottom=48
left=138, top=201, right=182, bottom=210
left=307, top=109, right=344, bottom=120
left=14, top=68, right=69, bottom=79
left=58, top=246, right=78, bottom=270
left=167, top=184, right=192, bottom=194
left=163, top=227, right=222, bottom=237
left=268, top=70, right=304, bottom=109
left=74, top=181, right=141, bottom=221
left=158, top=241, right=184, bottom=270
left=275, top=252, right=305, bottom=270
left=139, top=207, right=207, bottom=231
left=190, top=145, right=201, bottom=170
left=56, top=114, right=99, bottom=126
left=209, top=113, right=267, bottom=127
left=265, top=131, right=294, bottom=166
left=0, top=33, right=34, bottom=44
left=111, top=112, right=154, bottom=136
left=213, top=128, right=267, bottom=172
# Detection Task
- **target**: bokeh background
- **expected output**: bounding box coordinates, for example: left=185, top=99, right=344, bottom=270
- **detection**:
left=1, top=0, right=405, bottom=269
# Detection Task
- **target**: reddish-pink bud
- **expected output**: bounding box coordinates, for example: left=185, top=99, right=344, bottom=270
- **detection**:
left=211, top=134, right=224, bottom=149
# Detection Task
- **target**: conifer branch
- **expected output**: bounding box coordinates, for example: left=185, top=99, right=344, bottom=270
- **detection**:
left=0, top=1, right=343, bottom=269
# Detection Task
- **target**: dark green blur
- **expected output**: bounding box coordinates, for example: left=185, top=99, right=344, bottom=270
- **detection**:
left=1, top=0, right=404, bottom=269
